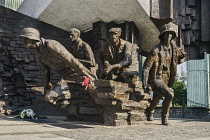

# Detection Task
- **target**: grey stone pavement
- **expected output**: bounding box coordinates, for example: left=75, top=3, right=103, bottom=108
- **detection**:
left=0, top=115, right=210, bottom=140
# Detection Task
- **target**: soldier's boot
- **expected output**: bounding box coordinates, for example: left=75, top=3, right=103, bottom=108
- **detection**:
left=162, top=99, right=172, bottom=125
left=161, top=113, right=170, bottom=125
left=146, top=99, right=160, bottom=121
left=147, top=110, right=155, bottom=121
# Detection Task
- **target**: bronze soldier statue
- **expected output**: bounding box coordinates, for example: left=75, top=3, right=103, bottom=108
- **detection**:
left=143, top=23, right=186, bottom=125
left=98, top=28, right=133, bottom=83
left=20, top=27, right=95, bottom=92
left=69, top=28, right=96, bottom=69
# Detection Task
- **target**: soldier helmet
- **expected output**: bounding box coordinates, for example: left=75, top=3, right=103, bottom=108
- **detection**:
left=20, top=27, right=41, bottom=41
left=159, top=23, right=177, bottom=39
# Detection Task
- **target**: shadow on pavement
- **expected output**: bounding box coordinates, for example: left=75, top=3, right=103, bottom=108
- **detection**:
left=0, top=115, right=103, bottom=129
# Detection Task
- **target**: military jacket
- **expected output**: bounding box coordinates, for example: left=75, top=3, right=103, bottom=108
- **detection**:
left=70, top=38, right=96, bottom=68
left=98, top=38, right=132, bottom=69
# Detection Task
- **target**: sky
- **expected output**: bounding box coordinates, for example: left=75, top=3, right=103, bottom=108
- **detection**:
left=177, top=62, right=187, bottom=75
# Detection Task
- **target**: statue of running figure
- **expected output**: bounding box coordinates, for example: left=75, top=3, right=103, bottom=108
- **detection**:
left=143, top=23, right=186, bottom=125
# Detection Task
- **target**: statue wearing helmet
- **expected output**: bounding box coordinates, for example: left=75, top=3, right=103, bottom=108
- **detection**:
left=142, top=23, right=186, bottom=125
left=20, top=27, right=41, bottom=41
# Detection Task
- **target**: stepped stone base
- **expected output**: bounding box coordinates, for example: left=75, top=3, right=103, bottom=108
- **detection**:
left=45, top=79, right=151, bottom=126
left=90, top=80, right=150, bottom=126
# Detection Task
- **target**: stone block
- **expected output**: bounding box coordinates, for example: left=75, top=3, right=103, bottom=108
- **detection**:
left=15, top=57, right=23, bottom=61
left=113, top=120, right=128, bottom=126
left=95, top=87, right=112, bottom=93
left=23, top=51, right=30, bottom=55
left=114, top=112, right=128, bottom=120
left=79, top=107, right=101, bottom=115
left=184, top=33, right=191, bottom=45
left=96, top=91, right=130, bottom=100
left=96, top=92, right=115, bottom=99
left=187, top=0, right=196, bottom=6
left=128, top=110, right=147, bottom=121
left=7, top=47, right=14, bottom=50
left=3, top=41, right=9, bottom=46
left=184, top=16, right=192, bottom=25
left=129, top=121, right=145, bottom=125
left=112, top=84, right=129, bottom=94
left=190, top=35, right=196, bottom=43
left=178, top=0, right=186, bottom=16
left=1, top=72, right=12, bottom=77
left=186, top=7, right=195, bottom=16
left=115, top=92, right=130, bottom=100
left=94, top=80, right=111, bottom=87
left=24, top=59, right=30, bottom=63
left=93, top=98, right=118, bottom=105
left=121, top=100, right=150, bottom=110
left=22, top=101, right=32, bottom=106
left=103, top=106, right=116, bottom=125
left=16, top=88, right=25, bottom=94
left=18, top=53, right=23, bottom=58
left=9, top=41, right=17, bottom=47
left=192, top=21, right=200, bottom=30
left=24, top=65, right=40, bottom=70
left=68, top=106, right=77, bottom=115
left=31, top=87, right=44, bottom=93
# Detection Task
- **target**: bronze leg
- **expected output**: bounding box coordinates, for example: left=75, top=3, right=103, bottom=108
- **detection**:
left=152, top=80, right=174, bottom=125
left=162, top=89, right=174, bottom=125
left=146, top=93, right=162, bottom=121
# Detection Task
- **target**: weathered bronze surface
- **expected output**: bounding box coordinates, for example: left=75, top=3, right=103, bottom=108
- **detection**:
left=89, top=27, right=150, bottom=126
left=21, top=27, right=95, bottom=84
left=143, top=23, right=186, bottom=125
left=20, top=26, right=150, bottom=126
left=69, top=28, right=96, bottom=69
left=20, top=27, right=96, bottom=107
left=98, top=28, right=138, bottom=89
left=21, top=27, right=103, bottom=121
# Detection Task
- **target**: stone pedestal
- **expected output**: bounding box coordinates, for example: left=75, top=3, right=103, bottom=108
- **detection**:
left=90, top=80, right=150, bottom=126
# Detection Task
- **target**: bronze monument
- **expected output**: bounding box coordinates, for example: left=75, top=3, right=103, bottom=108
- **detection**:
left=20, top=27, right=96, bottom=106
left=97, top=28, right=138, bottom=93
left=143, top=23, right=186, bottom=125
left=98, top=28, right=132, bottom=81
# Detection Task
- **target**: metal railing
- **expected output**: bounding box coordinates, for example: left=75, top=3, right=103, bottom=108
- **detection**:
left=175, top=94, right=209, bottom=118
left=156, top=94, right=210, bottom=118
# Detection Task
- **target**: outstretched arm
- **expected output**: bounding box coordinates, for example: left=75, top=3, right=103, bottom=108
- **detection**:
left=142, top=51, right=155, bottom=93
left=47, top=41, right=95, bottom=81
left=177, top=48, right=187, bottom=64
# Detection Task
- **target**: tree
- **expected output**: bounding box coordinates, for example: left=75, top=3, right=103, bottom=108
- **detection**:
left=172, top=67, right=187, bottom=106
